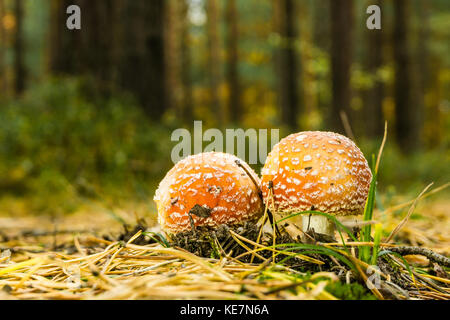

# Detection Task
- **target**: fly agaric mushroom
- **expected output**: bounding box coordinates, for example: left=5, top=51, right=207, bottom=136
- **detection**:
left=154, top=152, right=263, bottom=237
left=261, top=131, right=372, bottom=238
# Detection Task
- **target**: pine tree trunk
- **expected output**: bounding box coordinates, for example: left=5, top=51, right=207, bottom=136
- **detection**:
left=13, top=0, right=26, bottom=94
left=329, top=0, right=354, bottom=134
left=164, top=0, right=181, bottom=114
left=275, top=0, right=299, bottom=131
left=48, top=0, right=64, bottom=73
left=0, top=0, right=6, bottom=95
left=49, top=0, right=120, bottom=93
left=49, top=0, right=78, bottom=74
left=207, top=0, right=223, bottom=126
left=74, top=0, right=118, bottom=94
left=311, top=0, right=330, bottom=117
left=393, top=0, right=421, bottom=152
left=48, top=1, right=167, bottom=119
left=417, top=0, right=435, bottom=147
left=312, top=0, right=330, bottom=51
left=118, top=0, right=167, bottom=119
left=226, top=0, right=241, bottom=124
left=298, top=1, right=315, bottom=129
left=363, top=0, right=384, bottom=138
left=179, top=0, right=193, bottom=123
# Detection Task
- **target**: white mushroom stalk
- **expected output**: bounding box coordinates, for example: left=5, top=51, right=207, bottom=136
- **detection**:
left=302, top=215, right=336, bottom=237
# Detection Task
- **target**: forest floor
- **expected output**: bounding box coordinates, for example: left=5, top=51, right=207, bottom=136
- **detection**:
left=0, top=195, right=449, bottom=300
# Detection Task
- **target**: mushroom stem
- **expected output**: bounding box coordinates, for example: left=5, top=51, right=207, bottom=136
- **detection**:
left=302, top=215, right=335, bottom=237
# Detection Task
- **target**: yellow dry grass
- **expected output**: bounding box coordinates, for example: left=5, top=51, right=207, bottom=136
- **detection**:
left=0, top=195, right=449, bottom=300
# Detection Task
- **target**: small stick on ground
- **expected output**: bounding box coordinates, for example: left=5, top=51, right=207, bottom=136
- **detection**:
left=388, top=246, right=450, bottom=267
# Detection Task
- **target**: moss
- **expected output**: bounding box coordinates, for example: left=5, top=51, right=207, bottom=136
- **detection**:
left=326, top=281, right=377, bottom=300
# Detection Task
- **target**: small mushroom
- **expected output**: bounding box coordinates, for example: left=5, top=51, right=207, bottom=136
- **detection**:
left=154, top=152, right=263, bottom=236
left=260, top=131, right=372, bottom=238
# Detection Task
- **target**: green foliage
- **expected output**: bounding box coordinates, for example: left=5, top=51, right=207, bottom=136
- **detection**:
left=260, top=268, right=377, bottom=300
left=0, top=77, right=175, bottom=214
left=360, top=139, right=450, bottom=196
left=325, top=281, right=377, bottom=300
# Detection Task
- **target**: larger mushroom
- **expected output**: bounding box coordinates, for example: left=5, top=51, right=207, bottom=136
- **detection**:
left=261, top=131, right=372, bottom=238
left=154, top=152, right=263, bottom=237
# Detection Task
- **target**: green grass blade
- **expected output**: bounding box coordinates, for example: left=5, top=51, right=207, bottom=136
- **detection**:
left=360, top=170, right=377, bottom=262
left=370, top=223, right=382, bottom=265
left=275, top=243, right=357, bottom=273
left=360, top=123, right=387, bottom=262
left=142, top=231, right=170, bottom=248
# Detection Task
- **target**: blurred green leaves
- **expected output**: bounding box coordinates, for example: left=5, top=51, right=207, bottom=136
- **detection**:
left=0, top=77, right=173, bottom=215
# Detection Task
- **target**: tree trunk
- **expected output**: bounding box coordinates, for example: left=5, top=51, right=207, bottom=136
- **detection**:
left=49, top=0, right=78, bottom=74
left=207, top=0, right=223, bottom=126
left=329, top=0, right=354, bottom=134
left=275, top=0, right=300, bottom=131
left=225, top=0, right=241, bottom=124
left=13, top=0, right=26, bottom=95
left=68, top=0, right=119, bottom=95
left=417, top=0, right=435, bottom=147
left=0, top=0, right=6, bottom=95
left=393, top=0, right=421, bottom=152
left=363, top=0, right=384, bottom=138
left=298, top=1, right=316, bottom=129
left=48, top=0, right=64, bottom=73
left=179, top=0, right=193, bottom=123
left=164, top=0, right=181, bottom=114
left=312, top=0, right=330, bottom=51
left=118, top=0, right=167, bottom=120
left=311, top=0, right=330, bottom=118
left=48, top=0, right=167, bottom=120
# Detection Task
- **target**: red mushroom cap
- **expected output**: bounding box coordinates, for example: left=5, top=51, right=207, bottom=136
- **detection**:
left=154, top=152, right=263, bottom=234
left=261, top=131, right=372, bottom=216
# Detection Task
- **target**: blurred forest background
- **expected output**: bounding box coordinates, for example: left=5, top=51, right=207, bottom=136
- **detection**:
left=0, top=0, right=448, bottom=219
